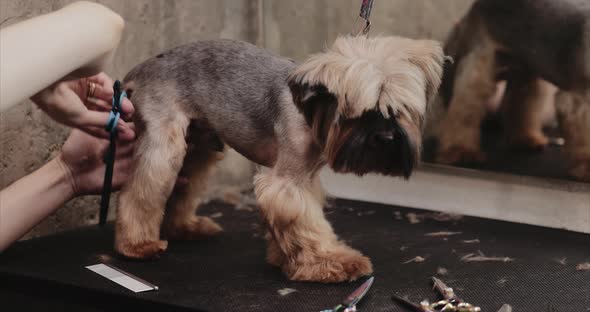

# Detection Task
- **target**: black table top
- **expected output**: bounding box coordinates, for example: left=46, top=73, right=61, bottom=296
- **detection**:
left=1, top=198, right=589, bottom=311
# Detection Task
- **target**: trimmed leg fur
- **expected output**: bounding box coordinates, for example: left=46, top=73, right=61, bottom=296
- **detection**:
left=254, top=171, right=372, bottom=283
left=436, top=40, right=497, bottom=165
left=556, top=91, right=590, bottom=182
left=502, top=78, right=556, bottom=152
left=115, top=112, right=190, bottom=259
left=163, top=144, right=224, bottom=241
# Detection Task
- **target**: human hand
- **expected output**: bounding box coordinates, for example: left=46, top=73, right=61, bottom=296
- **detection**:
left=31, top=72, right=135, bottom=140
left=57, top=128, right=135, bottom=196
left=56, top=127, right=189, bottom=196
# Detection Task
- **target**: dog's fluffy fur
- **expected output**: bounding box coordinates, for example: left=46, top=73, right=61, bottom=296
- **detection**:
left=115, top=36, right=444, bottom=283
left=436, top=0, right=590, bottom=181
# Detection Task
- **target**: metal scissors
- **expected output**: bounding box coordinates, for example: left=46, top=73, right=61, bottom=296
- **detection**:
left=392, top=277, right=481, bottom=312
left=321, top=276, right=375, bottom=312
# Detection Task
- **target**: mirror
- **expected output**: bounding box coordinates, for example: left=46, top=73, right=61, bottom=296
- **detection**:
left=422, top=0, right=590, bottom=183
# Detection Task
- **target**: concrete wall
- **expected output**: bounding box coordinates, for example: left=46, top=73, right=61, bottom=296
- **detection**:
left=0, top=0, right=259, bottom=238
left=0, top=0, right=473, bottom=239
left=262, top=0, right=473, bottom=60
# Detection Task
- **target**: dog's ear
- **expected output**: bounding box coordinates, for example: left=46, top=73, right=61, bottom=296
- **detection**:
left=288, top=81, right=338, bottom=145
left=407, top=40, right=446, bottom=105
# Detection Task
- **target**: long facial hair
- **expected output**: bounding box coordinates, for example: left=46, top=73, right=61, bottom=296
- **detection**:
left=288, top=35, right=445, bottom=178
left=325, top=109, right=417, bottom=178
left=289, top=82, right=419, bottom=179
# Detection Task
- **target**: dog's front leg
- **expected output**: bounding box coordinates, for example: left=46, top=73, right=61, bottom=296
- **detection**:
left=556, top=91, right=590, bottom=182
left=254, top=169, right=372, bottom=283
left=437, top=41, right=498, bottom=165
left=502, top=78, right=556, bottom=151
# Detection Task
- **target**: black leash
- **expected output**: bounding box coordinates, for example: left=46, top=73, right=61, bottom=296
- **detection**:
left=99, top=80, right=126, bottom=226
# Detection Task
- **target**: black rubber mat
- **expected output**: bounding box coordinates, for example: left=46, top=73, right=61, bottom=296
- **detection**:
left=1, top=198, right=588, bottom=311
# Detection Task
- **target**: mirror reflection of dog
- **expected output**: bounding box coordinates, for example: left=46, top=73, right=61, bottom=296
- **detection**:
left=115, top=36, right=445, bottom=282
left=436, top=0, right=590, bottom=182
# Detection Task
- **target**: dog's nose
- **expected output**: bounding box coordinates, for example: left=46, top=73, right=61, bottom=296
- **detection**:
left=372, top=131, right=395, bottom=144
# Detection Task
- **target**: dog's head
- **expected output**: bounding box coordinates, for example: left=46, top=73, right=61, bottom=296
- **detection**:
left=288, top=35, right=445, bottom=178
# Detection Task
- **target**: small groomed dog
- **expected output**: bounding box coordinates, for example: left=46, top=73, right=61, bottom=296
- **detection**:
left=115, top=36, right=444, bottom=283
left=436, top=0, right=590, bottom=181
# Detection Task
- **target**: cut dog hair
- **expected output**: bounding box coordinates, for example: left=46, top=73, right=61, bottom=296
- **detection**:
left=116, top=36, right=444, bottom=283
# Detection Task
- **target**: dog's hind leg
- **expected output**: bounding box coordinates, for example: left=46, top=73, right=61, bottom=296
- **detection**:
left=163, top=125, right=225, bottom=240
left=255, top=162, right=372, bottom=283
left=436, top=37, right=498, bottom=165
left=502, top=78, right=557, bottom=152
left=556, top=91, right=590, bottom=182
left=115, top=109, right=190, bottom=259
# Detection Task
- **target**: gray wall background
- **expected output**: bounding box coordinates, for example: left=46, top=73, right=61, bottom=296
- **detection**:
left=0, top=0, right=472, bottom=239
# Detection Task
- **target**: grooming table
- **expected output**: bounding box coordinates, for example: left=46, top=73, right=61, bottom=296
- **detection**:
left=1, top=199, right=588, bottom=311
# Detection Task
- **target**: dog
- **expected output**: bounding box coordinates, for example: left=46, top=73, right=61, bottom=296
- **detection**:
left=114, top=36, right=445, bottom=283
left=435, top=0, right=590, bottom=181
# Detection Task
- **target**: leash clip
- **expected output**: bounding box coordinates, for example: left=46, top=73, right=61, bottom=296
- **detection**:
left=352, top=0, right=374, bottom=36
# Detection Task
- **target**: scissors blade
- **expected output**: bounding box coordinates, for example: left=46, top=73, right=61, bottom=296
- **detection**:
left=342, top=276, right=375, bottom=307
left=431, top=277, right=462, bottom=302
left=392, top=295, right=432, bottom=312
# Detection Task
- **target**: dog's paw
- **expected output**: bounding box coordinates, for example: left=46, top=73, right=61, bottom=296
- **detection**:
left=116, top=240, right=168, bottom=260
left=165, top=216, right=223, bottom=241
left=266, top=238, right=285, bottom=267
left=283, top=245, right=373, bottom=283
left=436, top=144, right=486, bottom=165
left=569, top=159, right=590, bottom=182
left=509, top=132, right=549, bottom=152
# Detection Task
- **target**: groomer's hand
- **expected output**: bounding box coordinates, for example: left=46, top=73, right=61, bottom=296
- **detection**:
left=31, top=72, right=135, bottom=140
left=57, top=128, right=187, bottom=196
left=57, top=128, right=135, bottom=196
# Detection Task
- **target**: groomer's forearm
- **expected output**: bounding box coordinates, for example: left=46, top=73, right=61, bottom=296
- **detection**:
left=0, top=1, right=125, bottom=111
left=0, top=158, right=74, bottom=252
